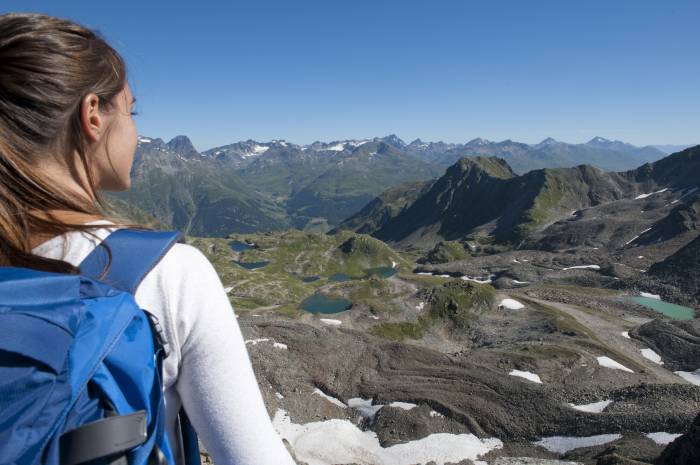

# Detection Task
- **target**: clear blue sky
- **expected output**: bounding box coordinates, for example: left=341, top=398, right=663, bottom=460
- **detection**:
left=3, top=0, right=699, bottom=150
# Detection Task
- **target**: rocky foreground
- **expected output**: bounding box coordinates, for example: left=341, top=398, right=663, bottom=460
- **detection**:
left=188, top=219, right=699, bottom=464
left=231, top=290, right=699, bottom=465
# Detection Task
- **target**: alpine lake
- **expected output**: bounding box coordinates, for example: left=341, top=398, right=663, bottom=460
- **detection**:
left=630, top=296, right=696, bottom=321
left=228, top=234, right=397, bottom=314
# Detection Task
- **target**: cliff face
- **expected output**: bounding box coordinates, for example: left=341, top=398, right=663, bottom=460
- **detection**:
left=656, top=412, right=700, bottom=465
left=649, top=234, right=700, bottom=303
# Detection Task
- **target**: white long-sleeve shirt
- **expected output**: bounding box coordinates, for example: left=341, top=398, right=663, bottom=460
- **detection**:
left=32, top=220, right=296, bottom=465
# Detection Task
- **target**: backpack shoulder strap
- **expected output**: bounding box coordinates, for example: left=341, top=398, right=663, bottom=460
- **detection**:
left=79, top=228, right=185, bottom=294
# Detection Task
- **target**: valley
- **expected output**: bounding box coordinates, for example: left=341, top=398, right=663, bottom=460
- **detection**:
left=117, top=138, right=699, bottom=465
left=187, top=225, right=698, bottom=464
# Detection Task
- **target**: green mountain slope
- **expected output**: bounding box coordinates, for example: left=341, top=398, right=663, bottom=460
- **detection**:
left=341, top=146, right=700, bottom=246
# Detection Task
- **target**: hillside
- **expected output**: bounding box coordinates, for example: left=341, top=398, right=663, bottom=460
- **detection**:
left=111, top=134, right=672, bottom=237
left=339, top=146, right=700, bottom=247
left=107, top=136, right=290, bottom=235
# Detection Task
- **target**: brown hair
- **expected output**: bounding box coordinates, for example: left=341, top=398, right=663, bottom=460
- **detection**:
left=0, top=12, right=151, bottom=277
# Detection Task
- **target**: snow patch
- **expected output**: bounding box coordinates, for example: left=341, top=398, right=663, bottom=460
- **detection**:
left=313, top=389, right=347, bottom=408
left=641, top=348, right=663, bottom=365
left=512, top=279, right=531, bottom=284
left=561, top=265, right=600, bottom=271
left=534, top=434, right=622, bottom=454
left=460, top=275, right=494, bottom=284
left=252, top=144, right=269, bottom=154
left=326, top=142, right=346, bottom=151
left=273, top=409, right=503, bottom=465
left=388, top=402, right=418, bottom=410
left=621, top=331, right=630, bottom=339
left=391, top=260, right=397, bottom=269
left=597, top=356, right=634, bottom=373
left=429, top=410, right=444, bottom=418
left=275, top=392, right=284, bottom=399
left=245, top=338, right=270, bottom=345
left=635, top=188, right=669, bottom=200
left=509, top=370, right=542, bottom=384
left=645, top=432, right=683, bottom=445
left=675, top=369, right=700, bottom=385
left=416, top=302, right=425, bottom=311
left=625, top=228, right=652, bottom=245
left=347, top=398, right=383, bottom=421
left=320, top=319, right=342, bottom=325
left=499, top=298, right=525, bottom=310
left=640, top=292, right=661, bottom=300
left=224, top=286, right=233, bottom=293
left=568, top=400, right=612, bottom=413
left=273, top=342, right=288, bottom=350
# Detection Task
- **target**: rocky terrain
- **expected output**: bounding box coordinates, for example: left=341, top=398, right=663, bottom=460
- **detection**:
left=119, top=143, right=699, bottom=464
left=185, top=222, right=699, bottom=465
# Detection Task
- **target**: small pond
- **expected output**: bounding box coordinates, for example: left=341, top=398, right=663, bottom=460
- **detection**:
left=228, top=240, right=256, bottom=252
left=233, top=260, right=270, bottom=270
left=302, top=276, right=321, bottom=283
left=328, top=273, right=353, bottom=282
left=300, top=293, right=353, bottom=314
left=364, top=266, right=397, bottom=278
left=630, top=296, right=695, bottom=321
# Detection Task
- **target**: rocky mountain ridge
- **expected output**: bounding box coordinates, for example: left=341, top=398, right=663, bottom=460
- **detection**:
left=339, top=146, right=700, bottom=249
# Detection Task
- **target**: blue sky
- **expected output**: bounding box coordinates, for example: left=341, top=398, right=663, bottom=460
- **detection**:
left=3, top=1, right=699, bottom=150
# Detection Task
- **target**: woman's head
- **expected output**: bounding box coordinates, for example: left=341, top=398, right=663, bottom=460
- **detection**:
left=0, top=12, right=146, bottom=272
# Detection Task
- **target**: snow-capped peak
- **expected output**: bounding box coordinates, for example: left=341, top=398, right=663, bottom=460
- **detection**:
left=466, top=138, right=490, bottom=146
left=537, top=137, right=558, bottom=146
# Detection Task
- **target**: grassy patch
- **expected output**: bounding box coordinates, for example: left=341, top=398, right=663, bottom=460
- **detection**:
left=370, top=318, right=432, bottom=341
left=427, top=280, right=496, bottom=329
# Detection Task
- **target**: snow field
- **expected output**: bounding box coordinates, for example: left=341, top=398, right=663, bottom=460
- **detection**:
left=508, top=370, right=543, bottom=384
left=272, top=409, right=503, bottom=465
left=568, top=400, right=612, bottom=413
left=499, top=298, right=524, bottom=310
left=675, top=369, right=700, bottom=386
left=645, top=432, right=682, bottom=445
left=561, top=265, right=601, bottom=271
left=313, top=389, right=347, bottom=408
left=597, top=356, right=634, bottom=373
left=534, top=434, right=622, bottom=453
left=640, top=348, right=663, bottom=365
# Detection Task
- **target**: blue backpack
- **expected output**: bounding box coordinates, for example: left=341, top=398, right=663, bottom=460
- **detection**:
left=0, top=228, right=200, bottom=465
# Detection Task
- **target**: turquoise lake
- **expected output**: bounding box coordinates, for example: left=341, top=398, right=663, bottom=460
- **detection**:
left=328, top=273, right=353, bottom=282
left=300, top=293, right=353, bottom=314
left=630, top=296, right=696, bottom=321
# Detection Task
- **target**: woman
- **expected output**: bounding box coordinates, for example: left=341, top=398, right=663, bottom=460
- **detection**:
left=0, top=12, right=296, bottom=465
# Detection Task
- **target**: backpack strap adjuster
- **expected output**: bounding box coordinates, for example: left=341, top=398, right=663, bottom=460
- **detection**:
left=145, top=311, right=170, bottom=360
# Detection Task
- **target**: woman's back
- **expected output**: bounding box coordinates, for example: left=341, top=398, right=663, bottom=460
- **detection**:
left=32, top=220, right=297, bottom=465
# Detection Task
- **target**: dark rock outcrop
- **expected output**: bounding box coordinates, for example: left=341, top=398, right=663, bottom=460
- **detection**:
left=655, top=413, right=700, bottom=465
left=630, top=319, right=700, bottom=371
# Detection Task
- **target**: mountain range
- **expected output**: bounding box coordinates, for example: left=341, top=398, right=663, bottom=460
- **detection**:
left=338, top=145, right=700, bottom=248
left=107, top=134, right=677, bottom=236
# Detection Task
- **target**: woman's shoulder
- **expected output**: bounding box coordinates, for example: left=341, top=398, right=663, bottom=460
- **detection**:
left=154, top=241, right=217, bottom=279
left=139, top=240, right=224, bottom=303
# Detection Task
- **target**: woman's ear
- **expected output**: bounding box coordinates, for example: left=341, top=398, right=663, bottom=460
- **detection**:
left=79, top=92, right=104, bottom=143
